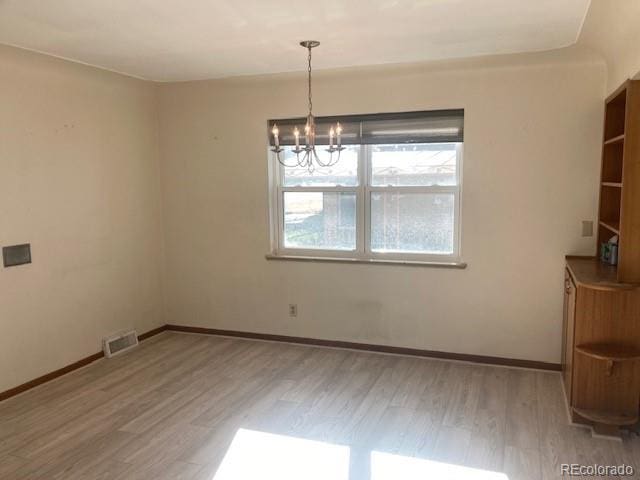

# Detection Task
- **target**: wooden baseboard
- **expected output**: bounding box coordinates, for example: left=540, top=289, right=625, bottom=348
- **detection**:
left=138, top=324, right=168, bottom=341
left=166, top=324, right=561, bottom=371
left=0, top=325, right=167, bottom=403
left=0, top=352, right=104, bottom=403
left=0, top=322, right=560, bottom=404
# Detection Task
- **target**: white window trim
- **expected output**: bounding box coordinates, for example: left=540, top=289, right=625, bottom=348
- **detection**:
left=267, top=143, right=464, bottom=266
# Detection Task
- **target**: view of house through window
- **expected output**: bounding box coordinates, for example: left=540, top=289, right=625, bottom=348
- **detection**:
left=269, top=110, right=463, bottom=262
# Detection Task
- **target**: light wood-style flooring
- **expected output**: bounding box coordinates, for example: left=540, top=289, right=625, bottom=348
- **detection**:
left=0, top=332, right=638, bottom=479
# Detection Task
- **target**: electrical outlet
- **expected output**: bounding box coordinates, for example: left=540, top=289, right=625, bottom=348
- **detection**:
left=582, top=220, right=594, bottom=237
left=288, top=304, right=298, bottom=317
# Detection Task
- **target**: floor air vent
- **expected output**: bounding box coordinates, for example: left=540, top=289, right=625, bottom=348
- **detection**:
left=103, top=330, right=138, bottom=358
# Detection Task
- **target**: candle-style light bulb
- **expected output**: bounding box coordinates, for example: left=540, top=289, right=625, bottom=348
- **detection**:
left=329, top=127, right=335, bottom=148
left=293, top=127, right=300, bottom=149
left=272, top=124, right=280, bottom=147
left=336, top=122, right=342, bottom=147
left=304, top=123, right=310, bottom=147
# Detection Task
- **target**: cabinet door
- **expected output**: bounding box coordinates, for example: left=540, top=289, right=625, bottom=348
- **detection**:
left=562, top=270, right=576, bottom=404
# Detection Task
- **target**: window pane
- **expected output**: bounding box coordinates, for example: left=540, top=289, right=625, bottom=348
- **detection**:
left=371, top=193, right=454, bottom=254
left=282, top=146, right=359, bottom=187
left=370, top=143, right=458, bottom=186
left=283, top=192, right=356, bottom=250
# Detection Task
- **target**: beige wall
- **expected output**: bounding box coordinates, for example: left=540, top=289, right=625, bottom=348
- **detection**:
left=0, top=46, right=165, bottom=392
left=4, top=1, right=634, bottom=393
left=579, top=0, right=640, bottom=94
left=158, top=52, right=605, bottom=363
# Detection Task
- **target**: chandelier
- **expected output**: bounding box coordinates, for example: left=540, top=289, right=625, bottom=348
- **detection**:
left=270, top=41, right=344, bottom=172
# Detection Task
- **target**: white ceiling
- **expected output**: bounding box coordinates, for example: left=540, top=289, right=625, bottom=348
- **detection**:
left=0, top=0, right=592, bottom=82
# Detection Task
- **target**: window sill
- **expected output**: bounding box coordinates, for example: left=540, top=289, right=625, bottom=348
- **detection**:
left=265, top=254, right=467, bottom=269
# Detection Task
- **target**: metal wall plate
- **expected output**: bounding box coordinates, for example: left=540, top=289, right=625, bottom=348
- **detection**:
left=2, top=244, right=32, bottom=267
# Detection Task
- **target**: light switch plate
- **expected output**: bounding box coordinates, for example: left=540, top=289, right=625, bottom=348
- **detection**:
left=582, top=221, right=594, bottom=237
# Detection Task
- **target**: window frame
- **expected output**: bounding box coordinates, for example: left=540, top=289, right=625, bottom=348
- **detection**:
left=268, top=143, right=463, bottom=264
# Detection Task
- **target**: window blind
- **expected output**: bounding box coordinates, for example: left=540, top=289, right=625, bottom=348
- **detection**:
left=268, top=109, right=464, bottom=146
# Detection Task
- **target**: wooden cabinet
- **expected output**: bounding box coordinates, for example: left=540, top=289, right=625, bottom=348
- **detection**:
left=563, top=257, right=640, bottom=436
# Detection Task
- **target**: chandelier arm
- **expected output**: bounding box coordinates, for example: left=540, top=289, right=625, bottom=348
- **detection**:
left=297, top=150, right=307, bottom=168
left=329, top=149, right=342, bottom=165
left=335, top=149, right=343, bottom=164
left=314, top=154, right=331, bottom=168
left=330, top=150, right=341, bottom=166
left=273, top=149, right=302, bottom=168
left=314, top=147, right=342, bottom=168
left=312, top=147, right=323, bottom=166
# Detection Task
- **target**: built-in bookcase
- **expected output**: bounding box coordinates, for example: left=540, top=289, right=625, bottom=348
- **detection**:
left=597, top=80, right=640, bottom=283
left=562, top=80, right=640, bottom=437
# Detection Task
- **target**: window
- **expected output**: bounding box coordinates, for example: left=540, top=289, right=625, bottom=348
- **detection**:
left=268, top=110, right=463, bottom=264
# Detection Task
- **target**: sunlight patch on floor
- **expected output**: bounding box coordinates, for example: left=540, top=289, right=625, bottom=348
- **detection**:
left=371, top=450, right=509, bottom=480
left=212, top=428, right=350, bottom=480
left=212, top=428, right=509, bottom=480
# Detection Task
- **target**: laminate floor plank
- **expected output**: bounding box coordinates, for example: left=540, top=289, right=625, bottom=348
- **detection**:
left=0, top=454, right=27, bottom=479
left=465, top=367, right=508, bottom=473
left=389, top=357, right=438, bottom=410
left=535, top=371, right=582, bottom=480
left=367, top=406, right=415, bottom=454
left=504, top=446, right=542, bottom=480
left=396, top=407, right=440, bottom=458
left=1, top=332, right=639, bottom=480
left=442, top=364, right=482, bottom=429
left=505, top=369, right=540, bottom=450
left=336, top=363, right=406, bottom=446
left=17, top=431, right=137, bottom=480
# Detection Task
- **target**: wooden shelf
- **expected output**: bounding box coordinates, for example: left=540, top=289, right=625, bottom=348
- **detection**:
left=572, top=407, right=638, bottom=426
left=601, top=182, right=622, bottom=188
left=599, top=220, right=620, bottom=235
left=565, top=256, right=639, bottom=290
left=575, top=343, right=640, bottom=362
left=604, top=134, right=625, bottom=145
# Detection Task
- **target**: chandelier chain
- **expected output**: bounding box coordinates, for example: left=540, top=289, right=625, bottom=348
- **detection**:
left=307, top=46, right=313, bottom=115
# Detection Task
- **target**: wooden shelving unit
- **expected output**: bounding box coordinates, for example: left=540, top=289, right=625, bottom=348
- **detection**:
left=597, top=80, right=640, bottom=282
left=563, top=80, right=640, bottom=438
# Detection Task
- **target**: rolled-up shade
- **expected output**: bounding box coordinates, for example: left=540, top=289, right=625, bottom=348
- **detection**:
left=268, top=109, right=463, bottom=146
